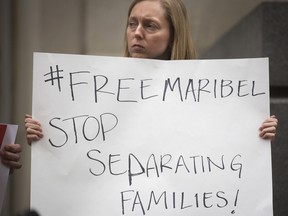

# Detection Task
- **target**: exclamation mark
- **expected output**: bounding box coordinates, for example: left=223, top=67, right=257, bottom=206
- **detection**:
left=231, top=189, right=240, bottom=214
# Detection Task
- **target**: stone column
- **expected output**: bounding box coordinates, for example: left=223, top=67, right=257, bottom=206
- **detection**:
left=9, top=0, right=85, bottom=215
left=9, top=0, right=41, bottom=215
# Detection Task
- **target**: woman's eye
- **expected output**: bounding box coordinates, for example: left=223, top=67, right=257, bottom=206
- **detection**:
left=145, top=23, right=158, bottom=31
left=128, top=21, right=137, bottom=29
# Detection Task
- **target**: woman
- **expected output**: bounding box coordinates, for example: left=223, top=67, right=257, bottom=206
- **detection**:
left=25, top=0, right=278, bottom=144
left=124, top=0, right=196, bottom=60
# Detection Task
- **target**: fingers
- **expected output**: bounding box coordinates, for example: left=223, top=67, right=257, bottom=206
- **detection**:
left=25, top=114, right=42, bottom=130
left=1, top=158, right=22, bottom=170
left=25, top=114, right=44, bottom=145
left=259, top=116, right=278, bottom=141
left=0, top=144, right=22, bottom=169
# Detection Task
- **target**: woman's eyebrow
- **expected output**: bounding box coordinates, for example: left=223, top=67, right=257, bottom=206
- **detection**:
left=129, top=14, right=160, bottom=22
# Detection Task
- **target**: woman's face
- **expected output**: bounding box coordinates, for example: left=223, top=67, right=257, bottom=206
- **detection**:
left=126, top=1, right=171, bottom=59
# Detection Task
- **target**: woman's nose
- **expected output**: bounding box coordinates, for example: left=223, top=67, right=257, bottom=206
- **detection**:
left=135, top=24, right=144, bottom=38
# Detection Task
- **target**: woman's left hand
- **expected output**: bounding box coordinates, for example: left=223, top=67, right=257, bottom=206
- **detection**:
left=0, top=143, right=22, bottom=172
left=259, top=115, right=278, bottom=141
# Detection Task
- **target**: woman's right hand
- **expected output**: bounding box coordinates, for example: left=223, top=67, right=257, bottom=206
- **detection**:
left=25, top=114, right=44, bottom=145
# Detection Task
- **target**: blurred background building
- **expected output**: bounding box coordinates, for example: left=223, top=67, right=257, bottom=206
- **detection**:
left=0, top=0, right=287, bottom=215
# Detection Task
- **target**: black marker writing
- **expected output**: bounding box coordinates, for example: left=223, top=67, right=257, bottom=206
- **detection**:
left=88, top=153, right=243, bottom=186
left=48, top=113, right=118, bottom=146
left=120, top=189, right=237, bottom=215
left=69, top=71, right=90, bottom=101
left=44, top=65, right=64, bottom=92
left=162, top=78, right=266, bottom=102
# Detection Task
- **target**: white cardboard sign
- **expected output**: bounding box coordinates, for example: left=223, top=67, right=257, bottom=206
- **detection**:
left=31, top=53, right=272, bottom=216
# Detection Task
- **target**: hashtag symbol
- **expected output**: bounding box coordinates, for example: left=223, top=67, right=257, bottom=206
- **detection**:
left=44, top=65, right=64, bottom=92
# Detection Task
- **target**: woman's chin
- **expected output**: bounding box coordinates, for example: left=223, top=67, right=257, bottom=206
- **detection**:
left=130, top=53, right=148, bottom=59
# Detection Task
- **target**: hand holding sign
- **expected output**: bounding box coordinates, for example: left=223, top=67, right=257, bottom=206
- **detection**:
left=25, top=114, right=44, bottom=145
left=0, top=124, right=18, bottom=212
left=0, top=143, right=21, bottom=170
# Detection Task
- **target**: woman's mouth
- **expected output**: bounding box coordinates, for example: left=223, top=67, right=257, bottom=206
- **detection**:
left=132, top=44, right=145, bottom=52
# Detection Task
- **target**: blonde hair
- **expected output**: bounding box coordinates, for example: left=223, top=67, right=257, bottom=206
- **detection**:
left=124, top=0, right=196, bottom=60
